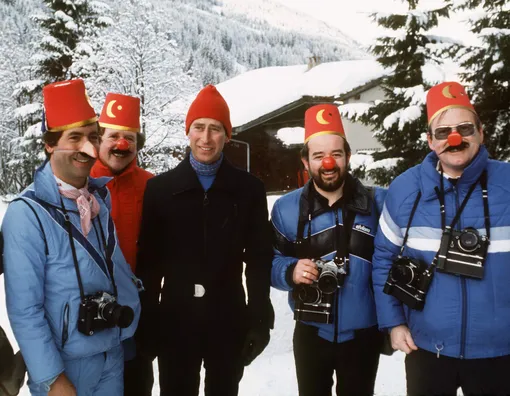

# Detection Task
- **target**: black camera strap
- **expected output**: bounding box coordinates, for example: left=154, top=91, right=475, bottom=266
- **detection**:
left=59, top=196, right=86, bottom=302
left=93, top=219, right=119, bottom=299
left=436, top=170, right=490, bottom=238
left=59, top=196, right=119, bottom=301
left=432, top=170, right=490, bottom=270
left=296, top=186, right=354, bottom=265
left=398, top=191, right=422, bottom=257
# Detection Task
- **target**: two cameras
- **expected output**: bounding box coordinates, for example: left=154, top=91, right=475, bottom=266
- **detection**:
left=384, top=227, right=489, bottom=311
left=293, top=259, right=347, bottom=324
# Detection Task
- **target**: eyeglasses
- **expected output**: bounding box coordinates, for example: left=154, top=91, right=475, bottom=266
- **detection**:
left=433, top=122, right=477, bottom=140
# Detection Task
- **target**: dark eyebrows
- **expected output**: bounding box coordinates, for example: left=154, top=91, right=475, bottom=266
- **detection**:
left=311, top=149, right=344, bottom=157
left=68, top=131, right=84, bottom=137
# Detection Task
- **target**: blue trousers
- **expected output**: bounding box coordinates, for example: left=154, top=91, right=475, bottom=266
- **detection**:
left=28, top=344, right=124, bottom=396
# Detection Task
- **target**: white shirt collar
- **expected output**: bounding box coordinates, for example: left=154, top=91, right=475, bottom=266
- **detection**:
left=54, top=175, right=88, bottom=191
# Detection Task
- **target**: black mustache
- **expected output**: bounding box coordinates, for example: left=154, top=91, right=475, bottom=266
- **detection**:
left=439, top=141, right=470, bottom=155
left=111, top=149, right=133, bottom=154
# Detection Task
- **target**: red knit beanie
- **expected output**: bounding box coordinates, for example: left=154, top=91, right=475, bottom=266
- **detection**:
left=185, top=85, right=232, bottom=138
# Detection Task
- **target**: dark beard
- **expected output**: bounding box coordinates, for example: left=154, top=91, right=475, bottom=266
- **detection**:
left=310, top=167, right=346, bottom=192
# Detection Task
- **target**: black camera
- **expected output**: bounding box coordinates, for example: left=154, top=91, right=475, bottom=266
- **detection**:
left=293, top=259, right=347, bottom=324
left=436, top=227, right=489, bottom=279
left=383, top=256, right=434, bottom=311
left=78, top=292, right=134, bottom=336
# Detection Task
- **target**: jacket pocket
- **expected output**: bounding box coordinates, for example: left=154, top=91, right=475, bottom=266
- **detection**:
left=61, top=302, right=70, bottom=349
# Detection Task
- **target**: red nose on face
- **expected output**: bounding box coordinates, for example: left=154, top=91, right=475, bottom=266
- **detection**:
left=447, top=132, right=463, bottom=147
left=322, top=156, right=336, bottom=170
left=116, top=139, right=130, bottom=151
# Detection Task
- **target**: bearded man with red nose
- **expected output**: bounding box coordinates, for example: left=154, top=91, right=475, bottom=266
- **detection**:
left=91, top=92, right=154, bottom=396
left=271, top=104, right=387, bottom=396
left=373, top=81, right=510, bottom=396
left=2, top=79, right=141, bottom=396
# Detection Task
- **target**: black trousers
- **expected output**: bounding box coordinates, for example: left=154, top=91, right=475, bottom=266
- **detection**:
left=293, top=322, right=382, bottom=396
left=406, top=348, right=510, bottom=396
left=158, top=327, right=246, bottom=396
left=124, top=354, right=154, bottom=396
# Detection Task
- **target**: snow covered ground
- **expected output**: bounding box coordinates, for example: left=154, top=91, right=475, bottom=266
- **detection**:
left=0, top=196, right=408, bottom=396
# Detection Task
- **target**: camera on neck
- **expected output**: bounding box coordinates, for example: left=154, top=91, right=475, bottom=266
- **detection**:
left=293, top=258, right=347, bottom=324
left=436, top=227, right=489, bottom=279
left=383, top=256, right=433, bottom=311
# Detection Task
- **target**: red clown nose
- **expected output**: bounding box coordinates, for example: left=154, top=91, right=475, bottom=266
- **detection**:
left=447, top=132, right=462, bottom=147
left=322, top=157, right=336, bottom=170
left=116, top=139, right=130, bottom=151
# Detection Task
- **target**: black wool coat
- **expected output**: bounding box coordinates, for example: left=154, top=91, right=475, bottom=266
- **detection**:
left=136, top=155, right=274, bottom=347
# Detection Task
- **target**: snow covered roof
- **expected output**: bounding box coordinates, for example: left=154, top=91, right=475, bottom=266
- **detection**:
left=216, top=59, right=388, bottom=129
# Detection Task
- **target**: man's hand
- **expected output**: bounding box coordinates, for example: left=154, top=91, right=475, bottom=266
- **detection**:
left=390, top=325, right=418, bottom=354
left=292, top=259, right=319, bottom=285
left=48, top=373, right=76, bottom=396
left=241, top=327, right=270, bottom=366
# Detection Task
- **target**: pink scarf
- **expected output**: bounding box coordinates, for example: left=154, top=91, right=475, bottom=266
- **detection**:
left=58, top=186, right=100, bottom=237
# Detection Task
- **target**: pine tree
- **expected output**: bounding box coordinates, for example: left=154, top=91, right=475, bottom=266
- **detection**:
left=88, top=0, right=198, bottom=174
left=343, top=0, right=451, bottom=186
left=7, top=0, right=111, bottom=193
left=457, top=0, right=510, bottom=160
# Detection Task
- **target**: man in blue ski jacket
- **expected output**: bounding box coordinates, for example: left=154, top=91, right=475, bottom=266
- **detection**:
left=271, top=104, right=386, bottom=396
left=373, top=81, right=510, bottom=395
left=2, top=79, right=140, bottom=396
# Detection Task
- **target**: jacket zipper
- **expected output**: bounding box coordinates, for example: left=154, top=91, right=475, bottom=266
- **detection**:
left=203, top=192, right=209, bottom=259
left=333, top=208, right=341, bottom=343
left=454, top=185, right=467, bottom=359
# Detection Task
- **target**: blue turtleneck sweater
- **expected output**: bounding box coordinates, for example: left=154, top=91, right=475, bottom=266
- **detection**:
left=190, top=153, right=223, bottom=191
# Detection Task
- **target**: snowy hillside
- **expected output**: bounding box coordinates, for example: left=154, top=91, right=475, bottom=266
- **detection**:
left=218, top=0, right=359, bottom=47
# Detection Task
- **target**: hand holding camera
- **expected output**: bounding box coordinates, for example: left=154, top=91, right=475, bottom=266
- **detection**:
left=292, top=259, right=319, bottom=285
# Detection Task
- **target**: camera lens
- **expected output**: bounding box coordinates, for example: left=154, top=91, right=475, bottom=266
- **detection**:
left=298, top=287, right=321, bottom=304
left=317, top=272, right=338, bottom=294
left=458, top=229, right=479, bottom=252
left=100, top=302, right=134, bottom=329
left=391, top=264, right=414, bottom=285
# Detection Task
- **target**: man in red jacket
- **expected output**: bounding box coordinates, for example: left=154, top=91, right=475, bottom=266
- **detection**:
left=91, top=92, right=154, bottom=396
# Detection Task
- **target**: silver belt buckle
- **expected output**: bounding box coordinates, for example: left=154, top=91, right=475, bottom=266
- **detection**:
left=194, top=284, right=206, bottom=298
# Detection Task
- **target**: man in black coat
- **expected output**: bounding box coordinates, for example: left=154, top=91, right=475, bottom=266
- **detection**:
left=136, top=85, right=274, bottom=396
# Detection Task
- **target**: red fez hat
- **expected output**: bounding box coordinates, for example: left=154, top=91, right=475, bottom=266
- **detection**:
left=304, top=104, right=345, bottom=143
left=427, top=82, right=476, bottom=125
left=185, top=85, right=232, bottom=138
left=99, top=93, right=141, bottom=133
left=42, top=79, right=97, bottom=132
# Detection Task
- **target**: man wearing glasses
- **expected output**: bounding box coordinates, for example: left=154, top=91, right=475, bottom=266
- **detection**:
left=373, top=81, right=510, bottom=395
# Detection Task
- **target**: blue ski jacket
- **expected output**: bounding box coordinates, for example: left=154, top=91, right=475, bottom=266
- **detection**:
left=374, top=146, right=510, bottom=359
left=2, top=161, right=141, bottom=384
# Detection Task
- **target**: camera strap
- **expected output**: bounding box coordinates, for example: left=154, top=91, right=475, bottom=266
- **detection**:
left=398, top=191, right=422, bottom=257
left=58, top=195, right=119, bottom=301
left=296, top=186, right=355, bottom=264
left=59, top=196, right=86, bottom=302
left=436, top=170, right=490, bottom=239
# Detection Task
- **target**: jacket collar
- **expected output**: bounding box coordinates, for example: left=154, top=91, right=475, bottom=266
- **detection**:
left=170, top=154, right=238, bottom=195
left=419, top=145, right=489, bottom=201
left=300, top=173, right=372, bottom=218
left=32, top=160, right=110, bottom=209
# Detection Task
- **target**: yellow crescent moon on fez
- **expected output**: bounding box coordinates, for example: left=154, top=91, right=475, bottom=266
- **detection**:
left=316, top=109, right=330, bottom=125
left=442, top=85, right=456, bottom=99
left=106, top=100, right=117, bottom=118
